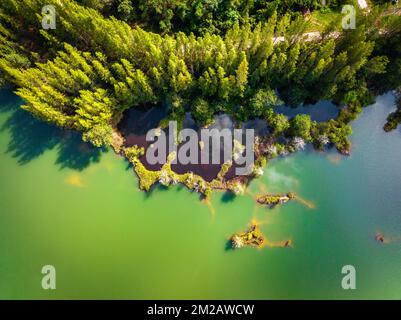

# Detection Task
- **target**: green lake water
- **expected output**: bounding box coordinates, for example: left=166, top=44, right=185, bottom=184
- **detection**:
left=0, top=89, right=400, bottom=299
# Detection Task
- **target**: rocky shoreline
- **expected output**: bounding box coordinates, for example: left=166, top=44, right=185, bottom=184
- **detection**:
left=111, top=109, right=351, bottom=198
left=384, top=88, right=401, bottom=132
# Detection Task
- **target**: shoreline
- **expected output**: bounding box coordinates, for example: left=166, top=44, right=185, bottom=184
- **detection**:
left=113, top=115, right=351, bottom=198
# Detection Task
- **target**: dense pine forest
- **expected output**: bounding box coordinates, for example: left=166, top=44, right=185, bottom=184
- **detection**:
left=0, top=0, right=400, bottom=155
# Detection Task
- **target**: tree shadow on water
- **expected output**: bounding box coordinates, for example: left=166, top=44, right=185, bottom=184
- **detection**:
left=143, top=183, right=169, bottom=199
left=221, top=191, right=236, bottom=203
left=0, top=89, right=24, bottom=113
left=1, top=107, right=104, bottom=170
left=225, top=239, right=234, bottom=251
left=1, top=108, right=60, bottom=164
left=55, top=131, right=105, bottom=171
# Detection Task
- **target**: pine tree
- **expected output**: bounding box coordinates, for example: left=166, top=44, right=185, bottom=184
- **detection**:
left=235, top=52, right=249, bottom=97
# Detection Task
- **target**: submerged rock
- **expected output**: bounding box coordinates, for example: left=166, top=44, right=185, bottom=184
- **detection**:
left=375, top=233, right=385, bottom=243
left=375, top=232, right=391, bottom=244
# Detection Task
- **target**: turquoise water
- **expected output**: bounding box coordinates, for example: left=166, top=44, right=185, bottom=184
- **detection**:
left=0, top=90, right=400, bottom=299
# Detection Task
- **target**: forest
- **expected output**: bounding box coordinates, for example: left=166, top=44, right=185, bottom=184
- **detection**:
left=0, top=0, right=400, bottom=156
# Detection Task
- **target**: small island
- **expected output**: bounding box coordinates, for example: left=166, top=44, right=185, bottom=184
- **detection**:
left=257, top=192, right=295, bottom=207
left=230, top=225, right=265, bottom=249
left=230, top=224, right=292, bottom=249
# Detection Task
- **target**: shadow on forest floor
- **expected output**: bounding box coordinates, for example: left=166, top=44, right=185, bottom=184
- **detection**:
left=0, top=90, right=105, bottom=171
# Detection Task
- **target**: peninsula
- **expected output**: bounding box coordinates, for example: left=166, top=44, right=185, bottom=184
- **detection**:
left=0, top=0, right=400, bottom=197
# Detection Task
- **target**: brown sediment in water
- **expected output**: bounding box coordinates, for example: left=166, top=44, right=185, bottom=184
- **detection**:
left=262, top=238, right=293, bottom=248
left=65, top=173, right=85, bottom=187
left=327, top=153, right=342, bottom=165
left=245, top=188, right=256, bottom=198
left=256, top=182, right=268, bottom=194
left=203, top=198, right=216, bottom=218
left=294, top=194, right=316, bottom=209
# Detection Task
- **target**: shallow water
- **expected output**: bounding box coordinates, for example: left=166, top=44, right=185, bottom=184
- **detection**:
left=275, top=99, right=340, bottom=121
left=0, top=90, right=400, bottom=299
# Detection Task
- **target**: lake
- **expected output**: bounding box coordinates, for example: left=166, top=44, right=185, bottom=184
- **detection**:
left=0, top=90, right=400, bottom=299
